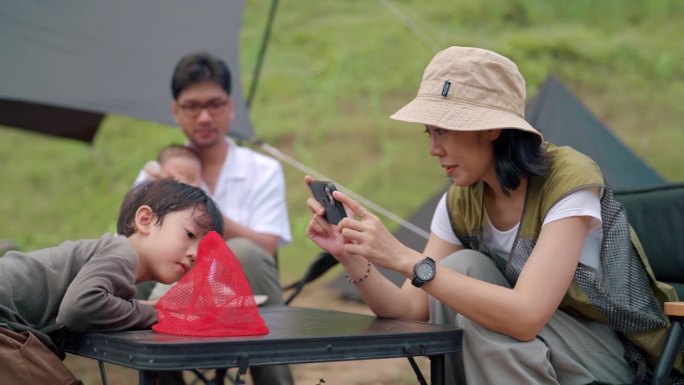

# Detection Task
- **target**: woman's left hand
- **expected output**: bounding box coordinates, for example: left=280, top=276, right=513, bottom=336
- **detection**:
left=333, top=191, right=410, bottom=272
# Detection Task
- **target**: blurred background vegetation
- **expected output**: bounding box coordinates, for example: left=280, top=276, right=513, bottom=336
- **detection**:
left=1, top=0, right=683, bottom=284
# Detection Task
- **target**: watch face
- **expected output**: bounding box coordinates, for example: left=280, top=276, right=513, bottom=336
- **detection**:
left=416, top=262, right=435, bottom=280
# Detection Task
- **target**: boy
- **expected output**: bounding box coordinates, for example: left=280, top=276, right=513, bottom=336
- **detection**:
left=135, top=52, right=293, bottom=385
left=145, top=144, right=203, bottom=187
left=0, top=179, right=223, bottom=384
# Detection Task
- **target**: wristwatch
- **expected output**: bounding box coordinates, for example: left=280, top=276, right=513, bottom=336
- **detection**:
left=411, top=256, right=436, bottom=288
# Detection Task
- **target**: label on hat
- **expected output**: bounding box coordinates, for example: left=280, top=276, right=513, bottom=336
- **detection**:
left=441, top=81, right=451, bottom=97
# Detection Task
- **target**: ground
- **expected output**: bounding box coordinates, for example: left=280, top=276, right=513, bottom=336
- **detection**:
left=65, top=277, right=432, bottom=385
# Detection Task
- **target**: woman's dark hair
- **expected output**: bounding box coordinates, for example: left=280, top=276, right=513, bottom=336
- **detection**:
left=171, top=52, right=232, bottom=99
left=117, top=179, right=224, bottom=237
left=492, top=129, right=549, bottom=196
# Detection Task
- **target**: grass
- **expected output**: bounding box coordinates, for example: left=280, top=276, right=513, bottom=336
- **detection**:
left=2, top=0, right=684, bottom=285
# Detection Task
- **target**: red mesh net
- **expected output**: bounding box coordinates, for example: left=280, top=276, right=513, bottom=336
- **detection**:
left=152, top=231, right=269, bottom=336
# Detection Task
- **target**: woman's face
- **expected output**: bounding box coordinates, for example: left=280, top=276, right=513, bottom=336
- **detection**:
left=425, top=126, right=499, bottom=187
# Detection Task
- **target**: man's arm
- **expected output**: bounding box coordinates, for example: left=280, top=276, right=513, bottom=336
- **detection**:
left=221, top=215, right=279, bottom=256
left=220, top=157, right=290, bottom=257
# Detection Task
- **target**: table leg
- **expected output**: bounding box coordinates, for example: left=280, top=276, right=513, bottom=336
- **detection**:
left=139, top=370, right=157, bottom=385
left=430, top=355, right=445, bottom=385
left=215, top=368, right=227, bottom=385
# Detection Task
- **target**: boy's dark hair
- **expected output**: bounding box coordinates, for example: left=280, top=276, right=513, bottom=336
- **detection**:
left=117, top=179, right=224, bottom=237
left=171, top=52, right=232, bottom=99
left=157, top=144, right=201, bottom=164
left=493, top=129, right=549, bottom=196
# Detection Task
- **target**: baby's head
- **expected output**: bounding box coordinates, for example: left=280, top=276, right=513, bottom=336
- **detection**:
left=158, top=144, right=202, bottom=187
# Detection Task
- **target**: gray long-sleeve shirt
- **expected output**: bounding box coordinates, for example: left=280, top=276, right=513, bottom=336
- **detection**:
left=0, top=233, right=157, bottom=354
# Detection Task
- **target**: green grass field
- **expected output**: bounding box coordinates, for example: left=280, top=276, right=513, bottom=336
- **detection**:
left=2, top=0, right=683, bottom=282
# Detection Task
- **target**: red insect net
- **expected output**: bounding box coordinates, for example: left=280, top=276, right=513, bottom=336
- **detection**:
left=152, top=231, right=269, bottom=336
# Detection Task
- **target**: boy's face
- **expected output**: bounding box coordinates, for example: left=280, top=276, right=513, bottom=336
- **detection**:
left=140, top=207, right=204, bottom=284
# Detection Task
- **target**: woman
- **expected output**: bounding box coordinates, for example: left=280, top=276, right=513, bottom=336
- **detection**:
left=305, top=46, right=679, bottom=384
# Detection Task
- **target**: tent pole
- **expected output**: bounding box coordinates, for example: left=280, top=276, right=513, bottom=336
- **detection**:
left=246, top=0, right=279, bottom=109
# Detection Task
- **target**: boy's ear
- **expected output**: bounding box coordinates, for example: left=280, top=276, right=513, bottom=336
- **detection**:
left=135, top=205, right=156, bottom=235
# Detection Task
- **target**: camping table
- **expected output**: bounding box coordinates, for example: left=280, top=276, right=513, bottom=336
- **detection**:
left=63, top=306, right=462, bottom=385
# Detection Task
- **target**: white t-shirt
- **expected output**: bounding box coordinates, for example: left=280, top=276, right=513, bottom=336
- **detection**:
left=430, top=188, right=602, bottom=274
left=135, top=137, right=292, bottom=246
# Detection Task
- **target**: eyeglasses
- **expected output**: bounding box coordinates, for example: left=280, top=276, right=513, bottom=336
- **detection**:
left=178, top=99, right=229, bottom=118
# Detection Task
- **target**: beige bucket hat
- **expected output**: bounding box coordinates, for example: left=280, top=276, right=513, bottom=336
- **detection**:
left=391, top=46, right=543, bottom=141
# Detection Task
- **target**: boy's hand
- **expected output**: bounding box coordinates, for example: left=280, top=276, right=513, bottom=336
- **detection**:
left=138, top=299, right=158, bottom=307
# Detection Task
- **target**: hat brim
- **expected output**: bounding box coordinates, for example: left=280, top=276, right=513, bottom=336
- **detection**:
left=390, top=95, right=543, bottom=141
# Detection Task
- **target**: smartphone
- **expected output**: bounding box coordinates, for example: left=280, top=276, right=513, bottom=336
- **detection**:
left=309, top=180, right=347, bottom=225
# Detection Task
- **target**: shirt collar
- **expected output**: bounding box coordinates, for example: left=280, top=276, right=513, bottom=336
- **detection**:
left=221, top=136, right=248, bottom=180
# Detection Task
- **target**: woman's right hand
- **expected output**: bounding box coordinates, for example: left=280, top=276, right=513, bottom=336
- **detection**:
left=304, top=175, right=347, bottom=258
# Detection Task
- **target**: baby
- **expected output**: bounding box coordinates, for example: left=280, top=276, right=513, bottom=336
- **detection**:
left=145, top=144, right=202, bottom=187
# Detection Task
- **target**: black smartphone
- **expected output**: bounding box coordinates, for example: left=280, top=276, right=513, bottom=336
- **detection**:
left=309, top=180, right=347, bottom=225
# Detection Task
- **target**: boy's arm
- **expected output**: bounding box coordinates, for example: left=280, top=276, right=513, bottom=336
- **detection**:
left=57, top=250, right=157, bottom=332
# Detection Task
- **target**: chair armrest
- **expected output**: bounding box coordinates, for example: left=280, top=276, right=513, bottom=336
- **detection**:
left=664, top=302, right=684, bottom=317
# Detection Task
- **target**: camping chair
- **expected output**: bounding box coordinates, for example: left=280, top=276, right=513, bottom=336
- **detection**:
left=284, top=251, right=338, bottom=305
left=614, top=183, right=684, bottom=384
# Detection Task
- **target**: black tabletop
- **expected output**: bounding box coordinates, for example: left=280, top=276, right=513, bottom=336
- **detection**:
left=64, top=306, right=462, bottom=371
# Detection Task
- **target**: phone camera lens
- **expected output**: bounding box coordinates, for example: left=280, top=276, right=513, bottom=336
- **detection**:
left=324, top=187, right=334, bottom=207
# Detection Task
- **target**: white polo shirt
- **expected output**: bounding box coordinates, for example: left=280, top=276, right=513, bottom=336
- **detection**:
left=135, top=137, right=292, bottom=246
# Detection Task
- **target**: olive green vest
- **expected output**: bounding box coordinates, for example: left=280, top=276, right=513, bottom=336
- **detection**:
left=446, top=143, right=682, bottom=379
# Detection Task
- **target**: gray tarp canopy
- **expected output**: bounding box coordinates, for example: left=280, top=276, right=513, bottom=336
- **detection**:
left=0, top=3, right=662, bottom=187
left=0, top=0, right=254, bottom=142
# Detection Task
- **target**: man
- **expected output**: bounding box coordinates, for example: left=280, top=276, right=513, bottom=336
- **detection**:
left=136, top=52, right=293, bottom=385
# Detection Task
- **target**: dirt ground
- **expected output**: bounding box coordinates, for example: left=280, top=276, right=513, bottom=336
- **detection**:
left=65, top=278, right=433, bottom=385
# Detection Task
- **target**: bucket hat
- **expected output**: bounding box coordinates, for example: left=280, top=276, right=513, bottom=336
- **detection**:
left=391, top=46, right=542, bottom=141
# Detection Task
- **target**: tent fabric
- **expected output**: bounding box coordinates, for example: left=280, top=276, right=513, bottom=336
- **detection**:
left=330, top=75, right=669, bottom=301
left=526, top=75, right=665, bottom=191
left=0, top=99, right=103, bottom=143
left=0, top=0, right=254, bottom=142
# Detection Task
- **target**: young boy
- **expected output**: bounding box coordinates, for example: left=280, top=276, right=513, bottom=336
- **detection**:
left=144, top=144, right=203, bottom=187
left=0, top=179, right=223, bottom=384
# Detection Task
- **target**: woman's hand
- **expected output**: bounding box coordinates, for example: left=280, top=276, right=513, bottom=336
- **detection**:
left=304, top=176, right=347, bottom=257
left=304, top=175, right=413, bottom=274
left=333, top=188, right=412, bottom=273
